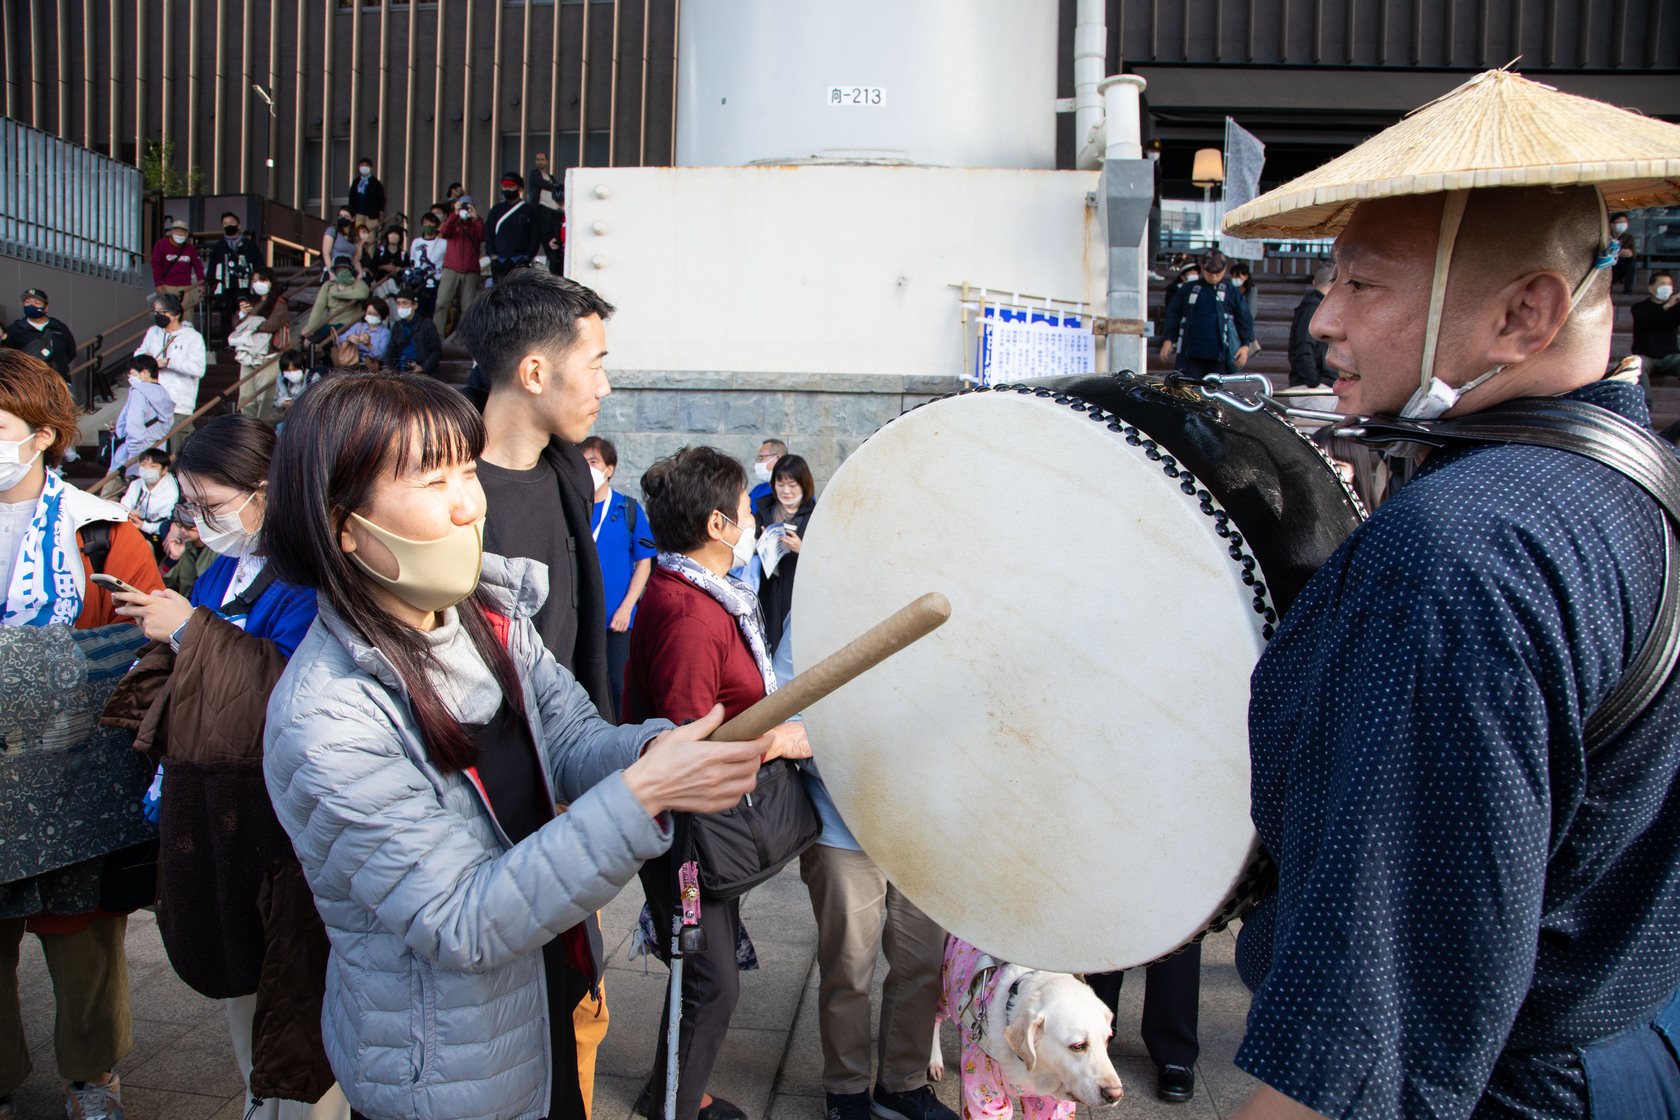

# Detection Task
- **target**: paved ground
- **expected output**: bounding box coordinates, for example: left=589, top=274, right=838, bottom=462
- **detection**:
left=13, top=868, right=1257, bottom=1119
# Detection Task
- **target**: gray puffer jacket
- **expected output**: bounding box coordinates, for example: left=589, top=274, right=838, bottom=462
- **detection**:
left=263, top=554, right=674, bottom=1120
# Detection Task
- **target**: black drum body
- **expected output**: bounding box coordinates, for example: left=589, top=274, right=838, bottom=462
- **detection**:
left=1037, top=372, right=1366, bottom=617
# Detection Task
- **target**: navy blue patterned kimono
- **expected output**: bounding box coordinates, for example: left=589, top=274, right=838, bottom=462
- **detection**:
left=1239, top=378, right=1680, bottom=1118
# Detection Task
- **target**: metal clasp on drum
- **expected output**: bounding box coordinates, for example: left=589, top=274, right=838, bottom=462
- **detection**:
left=1176, top=372, right=1354, bottom=426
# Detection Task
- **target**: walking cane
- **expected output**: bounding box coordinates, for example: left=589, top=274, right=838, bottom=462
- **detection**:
left=660, top=593, right=951, bottom=1120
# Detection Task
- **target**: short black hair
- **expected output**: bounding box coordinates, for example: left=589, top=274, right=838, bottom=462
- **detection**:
left=1654, top=272, right=1675, bottom=284
left=221, top=211, right=239, bottom=222
left=279, top=347, right=306, bottom=370
left=138, top=446, right=171, bottom=468
left=130, top=353, right=159, bottom=375
left=500, top=171, right=524, bottom=189
left=578, top=435, right=617, bottom=468
left=363, top=297, right=390, bottom=320
left=457, top=271, right=615, bottom=389
left=642, top=446, right=747, bottom=554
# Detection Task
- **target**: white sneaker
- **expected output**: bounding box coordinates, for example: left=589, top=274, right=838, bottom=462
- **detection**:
left=65, top=1073, right=125, bottom=1120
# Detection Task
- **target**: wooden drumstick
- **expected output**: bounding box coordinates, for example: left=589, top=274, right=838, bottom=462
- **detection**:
left=713, top=592, right=952, bottom=742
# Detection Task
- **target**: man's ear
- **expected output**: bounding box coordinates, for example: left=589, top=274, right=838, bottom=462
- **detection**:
left=516, top=352, right=547, bottom=394
left=1486, top=269, right=1574, bottom=367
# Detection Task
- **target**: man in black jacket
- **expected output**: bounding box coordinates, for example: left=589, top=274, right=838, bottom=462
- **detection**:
left=348, top=157, right=385, bottom=222
left=1288, top=262, right=1335, bottom=387
left=485, top=172, right=544, bottom=283
left=2, top=288, right=77, bottom=379
left=205, top=212, right=264, bottom=335
left=458, top=270, right=618, bottom=1120
left=382, top=289, right=443, bottom=376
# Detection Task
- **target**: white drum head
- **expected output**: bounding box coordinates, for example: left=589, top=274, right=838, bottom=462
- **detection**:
left=794, top=391, right=1267, bottom=972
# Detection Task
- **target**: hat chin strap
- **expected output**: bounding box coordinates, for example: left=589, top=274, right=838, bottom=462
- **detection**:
left=1402, top=189, right=1614, bottom=421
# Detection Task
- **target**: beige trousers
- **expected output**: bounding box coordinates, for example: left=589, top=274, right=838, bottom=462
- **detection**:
left=0, top=915, right=131, bottom=1095
left=799, top=844, right=947, bottom=1095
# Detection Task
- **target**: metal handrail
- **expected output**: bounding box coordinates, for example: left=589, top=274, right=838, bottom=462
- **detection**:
left=65, top=283, right=206, bottom=382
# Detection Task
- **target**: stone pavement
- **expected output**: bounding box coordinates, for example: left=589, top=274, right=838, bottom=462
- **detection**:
left=13, top=868, right=1257, bottom=1120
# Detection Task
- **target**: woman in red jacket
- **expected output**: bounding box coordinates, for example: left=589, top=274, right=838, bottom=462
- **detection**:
left=626, top=446, right=808, bottom=1120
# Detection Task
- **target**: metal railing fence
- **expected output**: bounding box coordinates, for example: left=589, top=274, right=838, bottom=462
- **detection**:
left=0, top=118, right=143, bottom=283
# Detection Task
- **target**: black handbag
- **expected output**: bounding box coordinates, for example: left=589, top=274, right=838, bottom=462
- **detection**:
left=688, top=757, right=822, bottom=901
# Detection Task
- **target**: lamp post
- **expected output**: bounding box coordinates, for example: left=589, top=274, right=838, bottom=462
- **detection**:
left=1192, top=147, right=1224, bottom=248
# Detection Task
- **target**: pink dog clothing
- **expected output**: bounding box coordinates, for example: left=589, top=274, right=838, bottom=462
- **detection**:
left=939, top=936, right=1078, bottom=1120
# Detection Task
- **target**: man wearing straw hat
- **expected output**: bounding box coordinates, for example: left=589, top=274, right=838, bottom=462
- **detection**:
left=1217, top=69, right=1680, bottom=1119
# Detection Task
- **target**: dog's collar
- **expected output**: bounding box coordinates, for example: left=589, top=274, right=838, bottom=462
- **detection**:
left=1003, top=970, right=1037, bottom=1025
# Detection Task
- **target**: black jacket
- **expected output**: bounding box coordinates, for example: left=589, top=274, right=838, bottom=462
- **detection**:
left=1288, top=289, right=1330, bottom=388
left=206, top=235, right=263, bottom=298
left=462, top=378, right=614, bottom=720
left=485, top=199, right=543, bottom=264
left=382, top=314, right=442, bottom=376
left=752, top=494, right=814, bottom=654
left=3, top=315, right=77, bottom=376
left=348, top=174, right=385, bottom=219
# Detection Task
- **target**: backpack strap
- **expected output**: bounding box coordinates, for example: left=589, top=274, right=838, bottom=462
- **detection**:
left=79, top=521, right=115, bottom=576
left=221, top=564, right=279, bottom=618
left=1352, top=397, right=1680, bottom=754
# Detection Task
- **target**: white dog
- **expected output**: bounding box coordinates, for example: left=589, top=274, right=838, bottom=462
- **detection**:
left=931, top=936, right=1123, bottom=1120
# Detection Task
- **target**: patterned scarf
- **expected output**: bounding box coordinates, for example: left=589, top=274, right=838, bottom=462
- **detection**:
left=3, top=470, right=82, bottom=629
left=657, top=551, right=778, bottom=697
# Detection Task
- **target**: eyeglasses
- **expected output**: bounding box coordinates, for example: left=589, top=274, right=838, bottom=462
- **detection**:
left=180, top=489, right=256, bottom=533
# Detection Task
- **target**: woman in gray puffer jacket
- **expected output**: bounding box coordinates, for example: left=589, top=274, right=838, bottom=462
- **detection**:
left=259, top=372, right=779, bottom=1120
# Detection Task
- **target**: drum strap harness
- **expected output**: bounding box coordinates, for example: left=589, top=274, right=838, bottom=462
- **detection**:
left=1346, top=396, right=1680, bottom=755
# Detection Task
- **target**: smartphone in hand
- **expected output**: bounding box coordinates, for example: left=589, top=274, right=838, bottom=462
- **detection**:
left=90, top=573, right=146, bottom=597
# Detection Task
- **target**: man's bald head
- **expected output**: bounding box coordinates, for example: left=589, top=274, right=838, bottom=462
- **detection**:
left=1313, top=186, right=1613, bottom=416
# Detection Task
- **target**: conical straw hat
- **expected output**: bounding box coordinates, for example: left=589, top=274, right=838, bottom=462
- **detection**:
left=1223, top=68, right=1680, bottom=240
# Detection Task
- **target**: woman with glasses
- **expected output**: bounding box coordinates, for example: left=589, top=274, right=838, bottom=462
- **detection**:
left=110, top=414, right=346, bottom=1120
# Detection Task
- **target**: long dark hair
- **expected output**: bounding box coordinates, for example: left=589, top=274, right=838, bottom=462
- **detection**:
left=263, top=371, right=524, bottom=773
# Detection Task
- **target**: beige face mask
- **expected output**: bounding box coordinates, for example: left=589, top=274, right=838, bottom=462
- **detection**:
left=349, top=512, right=485, bottom=613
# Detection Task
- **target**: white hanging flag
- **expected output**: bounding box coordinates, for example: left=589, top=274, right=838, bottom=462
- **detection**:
left=1219, top=117, right=1267, bottom=261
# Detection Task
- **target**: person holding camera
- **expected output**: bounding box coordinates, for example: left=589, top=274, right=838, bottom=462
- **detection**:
left=382, top=288, right=441, bottom=377
left=434, top=196, right=484, bottom=338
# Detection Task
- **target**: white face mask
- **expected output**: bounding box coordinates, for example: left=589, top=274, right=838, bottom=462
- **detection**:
left=359, top=166, right=371, bottom=177
left=283, top=368, right=305, bottom=383
left=1399, top=365, right=1505, bottom=421
left=139, top=466, right=164, bottom=485
left=589, top=466, right=607, bottom=492
left=171, top=232, right=187, bottom=244
left=1658, top=285, right=1675, bottom=301
left=128, top=372, right=145, bottom=387
left=753, top=460, right=773, bottom=484
left=252, top=280, right=271, bottom=296
left=365, top=314, right=382, bottom=327
left=1614, top=222, right=1629, bottom=234
left=0, top=433, right=44, bottom=491
left=195, top=491, right=260, bottom=557
left=721, top=514, right=755, bottom=569
left=395, top=305, right=414, bottom=320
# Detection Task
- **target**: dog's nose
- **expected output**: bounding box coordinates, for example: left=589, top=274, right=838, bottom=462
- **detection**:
left=1100, top=1083, right=1124, bottom=1103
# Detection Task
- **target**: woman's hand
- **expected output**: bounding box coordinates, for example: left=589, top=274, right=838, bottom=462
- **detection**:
left=783, top=527, right=802, bottom=554
left=112, top=588, right=196, bottom=643
left=762, top=721, right=811, bottom=761
left=624, top=704, right=768, bottom=817
left=609, top=603, right=634, bottom=633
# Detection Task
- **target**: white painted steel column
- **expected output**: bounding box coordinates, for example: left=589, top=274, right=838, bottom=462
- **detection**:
left=1073, top=0, right=1105, bottom=170
left=1099, top=73, right=1150, bottom=377
left=1101, top=74, right=1145, bottom=161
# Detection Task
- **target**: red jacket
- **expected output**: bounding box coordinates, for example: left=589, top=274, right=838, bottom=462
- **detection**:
left=438, top=214, right=485, bottom=274
left=626, top=567, right=767, bottom=725
left=151, top=237, right=206, bottom=287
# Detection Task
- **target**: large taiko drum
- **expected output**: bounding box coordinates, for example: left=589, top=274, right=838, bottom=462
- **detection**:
left=793, top=372, right=1364, bottom=973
